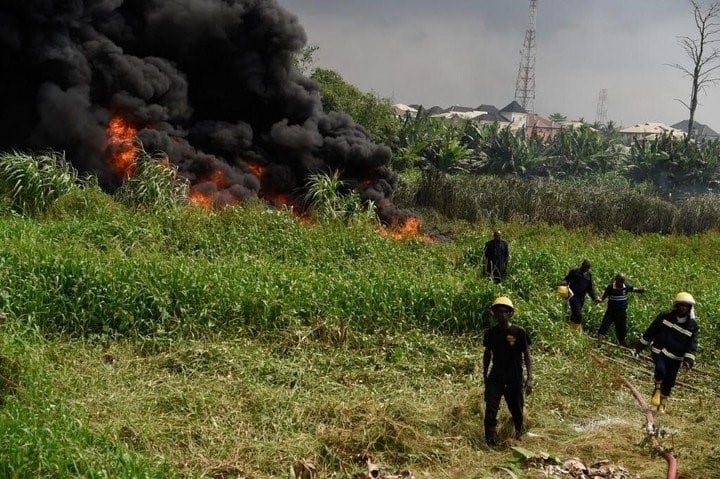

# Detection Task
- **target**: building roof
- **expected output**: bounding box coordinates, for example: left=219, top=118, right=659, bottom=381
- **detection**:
left=671, top=120, right=719, bottom=137
left=392, top=103, right=418, bottom=114
left=499, top=100, right=527, bottom=113
left=620, top=122, right=685, bottom=134
left=475, top=104, right=499, bottom=114
left=526, top=113, right=561, bottom=129
left=619, top=122, right=687, bottom=139
left=444, top=105, right=476, bottom=113
left=395, top=101, right=514, bottom=123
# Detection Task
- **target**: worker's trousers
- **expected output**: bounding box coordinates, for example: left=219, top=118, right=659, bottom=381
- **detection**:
left=598, top=307, right=628, bottom=345
left=652, top=353, right=682, bottom=396
left=484, top=378, right=524, bottom=438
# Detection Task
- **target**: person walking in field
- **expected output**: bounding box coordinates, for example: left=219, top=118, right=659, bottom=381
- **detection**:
left=635, top=292, right=699, bottom=413
left=484, top=230, right=509, bottom=283
left=483, top=296, right=533, bottom=448
left=597, top=273, right=645, bottom=346
left=560, top=259, right=599, bottom=332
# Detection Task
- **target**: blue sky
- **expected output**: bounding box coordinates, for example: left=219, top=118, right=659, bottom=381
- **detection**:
left=277, top=0, right=720, bottom=130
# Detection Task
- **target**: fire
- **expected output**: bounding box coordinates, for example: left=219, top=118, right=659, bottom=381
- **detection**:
left=107, top=116, right=138, bottom=178
left=380, top=216, right=431, bottom=242
left=189, top=190, right=213, bottom=209
left=187, top=168, right=232, bottom=209
left=207, top=169, right=228, bottom=188
left=247, top=162, right=265, bottom=179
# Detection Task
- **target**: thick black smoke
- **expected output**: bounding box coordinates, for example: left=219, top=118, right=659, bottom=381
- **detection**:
left=0, top=0, right=404, bottom=223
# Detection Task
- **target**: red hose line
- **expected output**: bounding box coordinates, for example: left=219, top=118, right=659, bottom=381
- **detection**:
left=591, top=354, right=678, bottom=479
left=619, top=376, right=678, bottom=479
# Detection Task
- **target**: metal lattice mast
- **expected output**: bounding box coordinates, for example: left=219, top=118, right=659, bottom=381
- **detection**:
left=595, top=89, right=608, bottom=125
left=514, top=0, right=537, bottom=112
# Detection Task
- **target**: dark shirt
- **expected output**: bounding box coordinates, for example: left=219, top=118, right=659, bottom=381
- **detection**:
left=484, top=239, right=509, bottom=267
left=640, top=311, right=699, bottom=363
left=564, top=267, right=597, bottom=300
left=602, top=282, right=636, bottom=311
left=483, top=323, right=531, bottom=384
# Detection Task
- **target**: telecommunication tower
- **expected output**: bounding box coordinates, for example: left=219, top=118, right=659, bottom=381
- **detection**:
left=595, top=89, right=608, bottom=125
left=514, top=0, right=538, bottom=112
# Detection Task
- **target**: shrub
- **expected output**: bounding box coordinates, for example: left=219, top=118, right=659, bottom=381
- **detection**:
left=0, top=150, right=79, bottom=216
left=113, top=149, right=189, bottom=210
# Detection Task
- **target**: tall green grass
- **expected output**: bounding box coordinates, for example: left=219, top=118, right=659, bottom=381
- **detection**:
left=0, top=150, right=80, bottom=216
left=1, top=151, right=719, bottom=477
left=0, top=192, right=718, bottom=365
left=399, top=172, right=720, bottom=234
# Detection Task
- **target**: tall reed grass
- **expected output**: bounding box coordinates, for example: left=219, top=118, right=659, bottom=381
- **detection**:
left=401, top=173, right=720, bottom=234
left=0, top=150, right=79, bottom=216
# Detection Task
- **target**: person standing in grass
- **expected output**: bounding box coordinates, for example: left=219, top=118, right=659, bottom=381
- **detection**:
left=635, top=292, right=699, bottom=413
left=596, top=273, right=645, bottom=346
left=483, top=296, right=533, bottom=448
left=484, top=230, right=509, bottom=283
left=560, top=258, right=598, bottom=332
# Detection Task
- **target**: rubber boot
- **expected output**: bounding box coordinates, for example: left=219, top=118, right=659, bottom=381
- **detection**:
left=650, top=382, right=662, bottom=407
left=657, top=395, right=668, bottom=414
left=569, top=322, right=582, bottom=333
left=485, top=429, right=499, bottom=449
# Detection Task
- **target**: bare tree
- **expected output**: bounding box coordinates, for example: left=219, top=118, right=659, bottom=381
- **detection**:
left=670, top=0, right=720, bottom=138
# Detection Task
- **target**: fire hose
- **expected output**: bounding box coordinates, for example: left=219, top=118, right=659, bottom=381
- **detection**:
left=592, top=354, right=679, bottom=479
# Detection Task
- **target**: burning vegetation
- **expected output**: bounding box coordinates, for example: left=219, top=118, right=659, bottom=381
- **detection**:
left=0, top=0, right=410, bottom=227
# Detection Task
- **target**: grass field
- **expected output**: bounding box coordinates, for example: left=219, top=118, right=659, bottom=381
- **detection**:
left=0, top=199, right=718, bottom=478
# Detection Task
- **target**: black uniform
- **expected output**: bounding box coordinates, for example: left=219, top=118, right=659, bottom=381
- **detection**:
left=564, top=267, right=597, bottom=325
left=484, top=238, right=509, bottom=283
left=598, top=282, right=638, bottom=345
left=639, top=311, right=699, bottom=396
left=483, top=323, right=531, bottom=443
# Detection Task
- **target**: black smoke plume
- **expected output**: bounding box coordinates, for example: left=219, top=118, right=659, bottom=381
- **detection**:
left=0, top=0, right=406, bottom=223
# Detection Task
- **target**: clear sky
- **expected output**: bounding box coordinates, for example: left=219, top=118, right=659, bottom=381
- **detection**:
left=276, top=0, right=720, bottom=130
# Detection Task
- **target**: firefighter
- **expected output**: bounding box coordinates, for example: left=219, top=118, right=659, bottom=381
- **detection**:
left=635, top=292, right=699, bottom=413
left=484, top=230, right=509, bottom=283
left=483, top=296, right=533, bottom=448
left=597, top=273, right=645, bottom=346
left=560, top=259, right=599, bottom=332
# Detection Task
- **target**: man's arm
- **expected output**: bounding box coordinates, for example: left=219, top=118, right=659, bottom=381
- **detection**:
left=683, top=325, right=699, bottom=369
left=523, top=345, right=533, bottom=394
left=637, top=313, right=662, bottom=352
left=483, top=349, right=492, bottom=382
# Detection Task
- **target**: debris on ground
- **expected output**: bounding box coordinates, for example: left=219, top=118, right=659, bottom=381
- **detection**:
left=540, top=458, right=640, bottom=479
left=351, top=460, right=415, bottom=479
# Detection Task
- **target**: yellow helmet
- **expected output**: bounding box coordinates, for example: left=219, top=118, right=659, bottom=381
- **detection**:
left=491, top=296, right=514, bottom=311
left=556, top=285, right=570, bottom=299
left=674, top=292, right=695, bottom=306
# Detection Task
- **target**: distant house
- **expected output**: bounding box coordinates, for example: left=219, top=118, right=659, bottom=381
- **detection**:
left=430, top=105, right=486, bottom=123
left=671, top=120, right=720, bottom=141
left=618, top=122, right=687, bottom=144
left=393, top=100, right=541, bottom=132
left=498, top=101, right=528, bottom=131
left=392, top=103, right=418, bottom=116
left=525, top=113, right=562, bottom=139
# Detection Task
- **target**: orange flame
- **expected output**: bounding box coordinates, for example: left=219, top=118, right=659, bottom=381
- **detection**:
left=247, top=162, right=266, bottom=179
left=189, top=190, right=213, bottom=209
left=188, top=168, right=236, bottom=209
left=380, top=216, right=431, bottom=242
left=107, top=116, right=138, bottom=178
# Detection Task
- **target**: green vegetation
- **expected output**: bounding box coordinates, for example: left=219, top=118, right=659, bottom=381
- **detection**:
left=0, top=172, right=719, bottom=476
left=311, top=68, right=400, bottom=148
left=3, top=80, right=720, bottom=476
